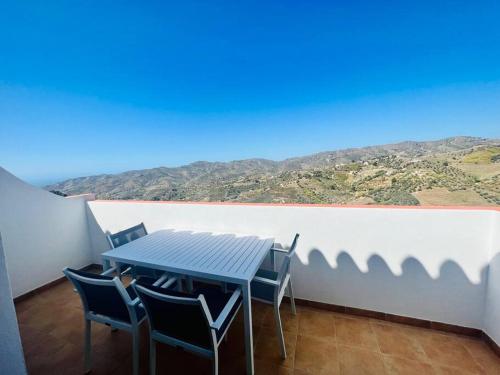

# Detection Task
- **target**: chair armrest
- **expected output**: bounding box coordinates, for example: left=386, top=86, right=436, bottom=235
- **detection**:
left=152, top=273, right=169, bottom=287
left=101, top=266, right=117, bottom=276
left=128, top=297, right=140, bottom=307
left=270, top=247, right=289, bottom=254
left=120, top=266, right=132, bottom=275
left=253, top=276, right=280, bottom=286
left=160, top=277, right=177, bottom=289
left=210, top=288, right=242, bottom=331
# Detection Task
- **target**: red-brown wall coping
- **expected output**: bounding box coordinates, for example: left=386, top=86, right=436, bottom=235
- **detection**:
left=86, top=198, right=500, bottom=211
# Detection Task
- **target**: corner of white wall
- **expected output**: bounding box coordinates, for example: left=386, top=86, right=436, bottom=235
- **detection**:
left=0, top=167, right=95, bottom=297
left=84, top=201, right=113, bottom=264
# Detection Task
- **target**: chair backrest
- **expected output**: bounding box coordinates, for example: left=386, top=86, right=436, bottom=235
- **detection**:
left=276, top=233, right=300, bottom=293
left=107, top=223, right=148, bottom=249
left=63, top=268, right=134, bottom=323
left=133, top=281, right=215, bottom=351
left=287, top=233, right=299, bottom=258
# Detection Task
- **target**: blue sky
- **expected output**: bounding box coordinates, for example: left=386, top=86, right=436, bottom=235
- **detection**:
left=1, top=1, right=499, bottom=185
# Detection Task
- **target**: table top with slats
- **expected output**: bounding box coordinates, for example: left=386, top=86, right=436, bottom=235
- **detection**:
left=102, top=229, right=274, bottom=283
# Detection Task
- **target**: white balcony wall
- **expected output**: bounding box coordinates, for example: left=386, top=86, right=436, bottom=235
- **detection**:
left=0, top=234, right=26, bottom=374
left=484, top=211, right=500, bottom=343
left=87, top=200, right=497, bottom=330
left=0, top=168, right=94, bottom=297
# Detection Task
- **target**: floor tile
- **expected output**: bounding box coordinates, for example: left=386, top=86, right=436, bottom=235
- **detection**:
left=255, top=359, right=294, bottom=375
left=262, top=304, right=300, bottom=334
left=298, top=308, right=336, bottom=339
left=460, top=337, right=500, bottom=375
left=14, top=278, right=500, bottom=375
left=371, top=322, right=428, bottom=362
left=293, top=368, right=338, bottom=375
left=294, top=334, right=339, bottom=373
left=335, top=315, right=379, bottom=351
left=433, top=363, right=486, bottom=375
left=254, top=327, right=297, bottom=369
left=383, top=355, right=436, bottom=375
left=338, top=345, right=386, bottom=375
left=414, top=331, right=483, bottom=373
left=252, top=301, right=274, bottom=327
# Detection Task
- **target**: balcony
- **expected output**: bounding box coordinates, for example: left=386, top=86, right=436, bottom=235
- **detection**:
left=14, top=269, right=500, bottom=374
left=1, top=166, right=500, bottom=374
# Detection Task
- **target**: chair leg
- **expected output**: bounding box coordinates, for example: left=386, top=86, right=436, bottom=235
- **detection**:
left=149, top=338, right=156, bottom=375
left=177, top=277, right=184, bottom=292
left=132, top=329, right=140, bottom=375
left=288, top=278, right=297, bottom=315
left=84, top=319, right=91, bottom=373
left=186, top=276, right=194, bottom=293
left=212, top=350, right=219, bottom=375
left=273, top=303, right=287, bottom=359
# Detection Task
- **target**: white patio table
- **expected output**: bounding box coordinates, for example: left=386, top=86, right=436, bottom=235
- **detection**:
left=101, top=228, right=274, bottom=375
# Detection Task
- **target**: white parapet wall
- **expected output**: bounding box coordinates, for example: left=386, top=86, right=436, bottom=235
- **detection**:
left=87, top=200, right=499, bottom=331
left=0, top=167, right=94, bottom=297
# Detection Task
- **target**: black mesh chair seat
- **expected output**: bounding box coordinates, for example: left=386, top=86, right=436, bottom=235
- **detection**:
left=68, top=268, right=147, bottom=323
left=133, top=276, right=162, bottom=286
left=255, top=269, right=279, bottom=280
left=63, top=266, right=154, bottom=375
left=135, top=280, right=242, bottom=349
left=249, top=233, right=300, bottom=360
left=195, top=286, right=242, bottom=340
left=135, top=267, right=160, bottom=278
left=251, top=269, right=279, bottom=303
left=227, top=268, right=280, bottom=303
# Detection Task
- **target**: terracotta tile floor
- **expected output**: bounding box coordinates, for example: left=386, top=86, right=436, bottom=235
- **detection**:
left=15, top=278, right=500, bottom=374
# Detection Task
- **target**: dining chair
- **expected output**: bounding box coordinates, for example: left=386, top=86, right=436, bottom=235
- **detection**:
left=133, top=280, right=242, bottom=375
left=63, top=267, right=176, bottom=375
left=106, top=222, right=158, bottom=279
left=251, top=233, right=299, bottom=359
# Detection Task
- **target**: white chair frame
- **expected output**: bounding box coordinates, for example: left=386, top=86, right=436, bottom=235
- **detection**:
left=133, top=281, right=242, bottom=375
left=252, top=233, right=299, bottom=359
left=63, top=267, right=151, bottom=375
left=106, top=222, right=148, bottom=279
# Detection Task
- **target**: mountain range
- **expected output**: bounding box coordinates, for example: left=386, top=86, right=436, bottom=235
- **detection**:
left=46, top=136, right=500, bottom=206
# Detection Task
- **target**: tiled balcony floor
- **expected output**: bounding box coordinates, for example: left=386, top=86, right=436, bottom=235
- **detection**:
left=15, top=277, right=500, bottom=375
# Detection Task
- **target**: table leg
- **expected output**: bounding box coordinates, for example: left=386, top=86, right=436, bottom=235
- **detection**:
left=242, top=281, right=254, bottom=375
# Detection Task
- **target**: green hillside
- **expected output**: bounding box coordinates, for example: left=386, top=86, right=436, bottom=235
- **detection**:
left=46, top=137, right=500, bottom=206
